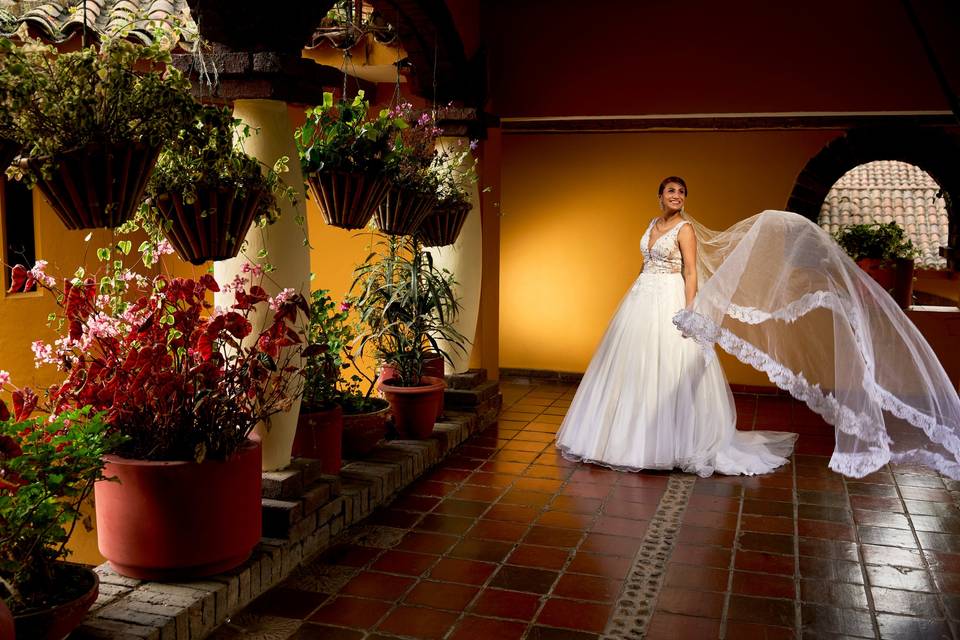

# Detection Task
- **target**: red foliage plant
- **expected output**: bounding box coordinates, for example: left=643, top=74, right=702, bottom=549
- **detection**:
left=8, top=253, right=310, bottom=463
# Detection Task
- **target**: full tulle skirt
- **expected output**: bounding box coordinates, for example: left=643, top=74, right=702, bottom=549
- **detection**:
left=556, top=272, right=797, bottom=476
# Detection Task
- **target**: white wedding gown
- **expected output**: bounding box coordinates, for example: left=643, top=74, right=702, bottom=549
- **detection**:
left=556, top=219, right=798, bottom=476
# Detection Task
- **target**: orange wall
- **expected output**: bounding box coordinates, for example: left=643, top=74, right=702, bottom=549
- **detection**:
left=483, top=0, right=953, bottom=117
left=498, top=128, right=843, bottom=385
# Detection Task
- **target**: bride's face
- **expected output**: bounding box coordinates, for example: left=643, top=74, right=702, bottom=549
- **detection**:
left=660, top=183, right=686, bottom=214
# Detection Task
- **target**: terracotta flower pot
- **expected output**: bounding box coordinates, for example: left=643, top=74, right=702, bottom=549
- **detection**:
left=154, top=186, right=266, bottom=265
left=94, top=439, right=262, bottom=580
left=374, top=187, right=436, bottom=236
left=856, top=258, right=895, bottom=291
left=307, top=169, right=390, bottom=230
left=12, top=563, right=98, bottom=640
left=379, top=354, right=446, bottom=419
left=341, top=398, right=391, bottom=458
left=378, top=375, right=445, bottom=439
left=292, top=404, right=343, bottom=474
left=29, top=141, right=161, bottom=230
left=893, top=257, right=915, bottom=309
left=417, top=201, right=471, bottom=247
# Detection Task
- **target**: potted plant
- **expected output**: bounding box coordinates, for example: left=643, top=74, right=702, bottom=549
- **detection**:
left=295, top=90, right=405, bottom=230
left=10, top=241, right=308, bottom=580
left=1, top=35, right=195, bottom=230
left=834, top=221, right=919, bottom=308
left=375, top=104, right=439, bottom=236
left=417, top=139, right=480, bottom=247
left=350, top=233, right=467, bottom=437
left=337, top=371, right=391, bottom=458
left=0, top=384, right=123, bottom=639
left=293, top=290, right=352, bottom=473
left=140, top=105, right=297, bottom=265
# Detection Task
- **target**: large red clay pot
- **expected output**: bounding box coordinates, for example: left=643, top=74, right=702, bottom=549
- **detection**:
left=341, top=398, right=391, bottom=458
left=292, top=404, right=343, bottom=474
left=94, top=439, right=262, bottom=581
left=379, top=355, right=446, bottom=419
left=377, top=376, right=445, bottom=439
left=12, top=563, right=98, bottom=640
left=378, top=353, right=445, bottom=381
left=857, top=258, right=895, bottom=290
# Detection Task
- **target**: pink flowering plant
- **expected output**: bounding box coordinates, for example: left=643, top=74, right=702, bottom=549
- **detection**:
left=8, top=242, right=310, bottom=463
left=383, top=103, right=441, bottom=197
left=0, top=384, right=123, bottom=614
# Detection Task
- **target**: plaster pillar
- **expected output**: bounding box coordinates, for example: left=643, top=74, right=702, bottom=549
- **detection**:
left=215, top=99, right=311, bottom=471
left=426, top=137, right=483, bottom=374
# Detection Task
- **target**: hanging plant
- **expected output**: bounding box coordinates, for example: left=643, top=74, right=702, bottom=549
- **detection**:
left=376, top=103, right=440, bottom=236
left=140, top=105, right=296, bottom=264
left=295, top=90, right=405, bottom=230
left=417, top=139, right=480, bottom=247
left=0, top=35, right=195, bottom=230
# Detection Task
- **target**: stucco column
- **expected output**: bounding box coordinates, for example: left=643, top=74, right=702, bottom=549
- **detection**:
left=215, top=99, right=311, bottom=471
left=426, top=137, right=482, bottom=374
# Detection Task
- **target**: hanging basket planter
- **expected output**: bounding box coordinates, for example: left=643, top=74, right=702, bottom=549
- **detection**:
left=417, top=201, right=472, bottom=247
left=374, top=187, right=436, bottom=236
left=153, top=186, right=266, bottom=265
left=307, top=169, right=390, bottom=230
left=27, top=141, right=161, bottom=230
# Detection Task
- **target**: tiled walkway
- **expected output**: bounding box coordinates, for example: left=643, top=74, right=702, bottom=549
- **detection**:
left=213, top=381, right=960, bottom=640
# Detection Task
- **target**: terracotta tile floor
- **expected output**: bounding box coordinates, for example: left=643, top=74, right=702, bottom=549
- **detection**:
left=212, top=382, right=960, bottom=640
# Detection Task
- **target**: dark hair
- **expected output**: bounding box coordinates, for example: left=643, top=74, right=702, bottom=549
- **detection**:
left=658, top=176, right=688, bottom=196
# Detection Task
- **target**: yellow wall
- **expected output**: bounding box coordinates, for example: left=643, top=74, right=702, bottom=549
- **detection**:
left=498, top=128, right=842, bottom=385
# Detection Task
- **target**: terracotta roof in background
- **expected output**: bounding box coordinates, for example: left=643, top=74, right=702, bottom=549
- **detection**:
left=0, top=0, right=193, bottom=44
left=819, top=160, right=949, bottom=268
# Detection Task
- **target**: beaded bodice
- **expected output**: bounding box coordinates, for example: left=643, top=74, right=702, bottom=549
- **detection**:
left=640, top=219, right=689, bottom=274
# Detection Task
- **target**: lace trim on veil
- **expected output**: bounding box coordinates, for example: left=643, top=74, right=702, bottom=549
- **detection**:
left=673, top=308, right=960, bottom=478
left=722, top=294, right=960, bottom=460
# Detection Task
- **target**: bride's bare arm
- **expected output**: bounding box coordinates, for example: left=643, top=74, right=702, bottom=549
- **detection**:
left=678, top=225, right=698, bottom=308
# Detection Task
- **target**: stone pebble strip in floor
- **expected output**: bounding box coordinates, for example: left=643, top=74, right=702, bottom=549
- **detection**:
left=212, top=382, right=960, bottom=640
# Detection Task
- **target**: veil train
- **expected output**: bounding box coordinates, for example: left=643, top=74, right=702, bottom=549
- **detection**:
left=673, top=210, right=960, bottom=479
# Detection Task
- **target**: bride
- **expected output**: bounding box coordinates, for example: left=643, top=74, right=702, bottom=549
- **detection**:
left=557, top=176, right=960, bottom=480
left=556, top=176, right=797, bottom=476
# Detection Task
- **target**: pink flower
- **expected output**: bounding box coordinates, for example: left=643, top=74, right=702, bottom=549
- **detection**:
left=338, top=301, right=351, bottom=312
left=31, top=341, right=54, bottom=368
left=0, top=370, right=9, bottom=386
left=269, top=288, right=295, bottom=311
left=28, top=260, right=56, bottom=288
left=87, top=313, right=120, bottom=339
left=156, top=240, right=175, bottom=256
left=417, top=113, right=431, bottom=126
left=241, top=262, right=264, bottom=278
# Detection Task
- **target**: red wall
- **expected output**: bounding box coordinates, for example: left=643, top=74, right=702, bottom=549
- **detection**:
left=481, top=0, right=955, bottom=117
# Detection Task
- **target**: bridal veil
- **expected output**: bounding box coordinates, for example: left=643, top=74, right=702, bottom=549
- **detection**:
left=673, top=210, right=960, bottom=479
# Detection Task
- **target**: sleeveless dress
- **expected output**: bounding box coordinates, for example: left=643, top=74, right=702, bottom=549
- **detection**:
left=555, top=218, right=798, bottom=476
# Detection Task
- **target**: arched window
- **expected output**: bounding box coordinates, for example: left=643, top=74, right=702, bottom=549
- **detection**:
left=818, top=160, right=949, bottom=269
